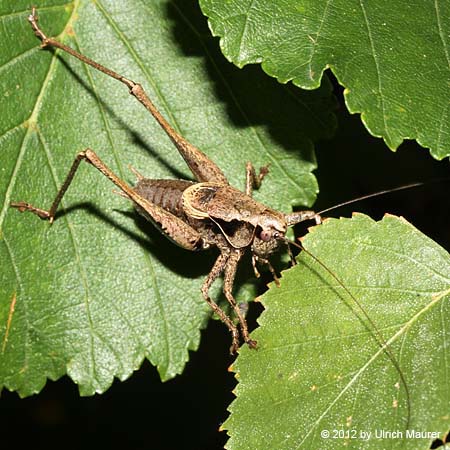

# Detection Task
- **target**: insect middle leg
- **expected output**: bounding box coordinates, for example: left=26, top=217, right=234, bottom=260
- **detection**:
left=245, top=162, right=269, bottom=197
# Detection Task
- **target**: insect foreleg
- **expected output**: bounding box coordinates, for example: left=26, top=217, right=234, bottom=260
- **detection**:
left=251, top=254, right=280, bottom=286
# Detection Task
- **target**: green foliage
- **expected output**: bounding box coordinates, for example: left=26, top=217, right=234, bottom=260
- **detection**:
left=0, top=0, right=333, bottom=396
left=0, top=1, right=449, bottom=449
left=226, top=215, right=450, bottom=449
left=200, top=0, right=450, bottom=159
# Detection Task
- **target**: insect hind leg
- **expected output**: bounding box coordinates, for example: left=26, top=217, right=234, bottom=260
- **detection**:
left=10, top=149, right=203, bottom=251
left=28, top=7, right=228, bottom=186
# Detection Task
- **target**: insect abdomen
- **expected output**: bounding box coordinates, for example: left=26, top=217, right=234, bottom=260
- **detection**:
left=134, top=179, right=195, bottom=218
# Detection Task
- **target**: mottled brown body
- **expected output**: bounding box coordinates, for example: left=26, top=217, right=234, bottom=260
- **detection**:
left=11, top=8, right=320, bottom=352
left=134, top=179, right=194, bottom=218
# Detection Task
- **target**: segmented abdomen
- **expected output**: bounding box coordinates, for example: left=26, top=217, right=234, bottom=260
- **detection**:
left=133, top=179, right=195, bottom=218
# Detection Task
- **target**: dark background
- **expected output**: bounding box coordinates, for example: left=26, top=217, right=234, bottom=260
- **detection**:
left=2, top=1, right=448, bottom=449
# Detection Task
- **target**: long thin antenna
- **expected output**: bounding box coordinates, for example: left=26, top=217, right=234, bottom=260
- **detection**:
left=316, top=178, right=449, bottom=216
left=284, top=237, right=411, bottom=428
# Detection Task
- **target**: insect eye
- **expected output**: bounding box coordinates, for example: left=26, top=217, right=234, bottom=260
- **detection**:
left=273, top=232, right=280, bottom=239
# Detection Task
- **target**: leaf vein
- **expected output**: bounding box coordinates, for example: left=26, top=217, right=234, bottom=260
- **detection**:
left=236, top=0, right=256, bottom=63
left=95, top=0, right=183, bottom=139
left=0, top=46, right=37, bottom=75
left=0, top=4, right=70, bottom=22
left=359, top=0, right=390, bottom=143
left=307, top=237, right=450, bottom=283
left=0, top=125, right=28, bottom=229
left=434, top=0, right=450, bottom=70
left=294, top=326, right=404, bottom=446
left=306, top=0, right=332, bottom=80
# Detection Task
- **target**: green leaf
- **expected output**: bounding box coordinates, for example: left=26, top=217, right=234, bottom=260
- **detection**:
left=0, top=1, right=335, bottom=396
left=200, top=0, right=450, bottom=160
left=225, top=214, right=450, bottom=449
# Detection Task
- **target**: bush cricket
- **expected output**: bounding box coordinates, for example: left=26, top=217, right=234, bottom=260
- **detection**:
left=11, top=8, right=322, bottom=354
left=10, top=8, right=415, bottom=420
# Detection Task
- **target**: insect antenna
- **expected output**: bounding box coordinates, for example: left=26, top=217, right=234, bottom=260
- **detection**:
left=316, top=178, right=449, bottom=217
left=283, top=236, right=411, bottom=429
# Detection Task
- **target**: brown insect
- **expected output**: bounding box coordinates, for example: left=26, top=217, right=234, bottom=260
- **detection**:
left=11, top=9, right=417, bottom=424
left=11, top=8, right=321, bottom=353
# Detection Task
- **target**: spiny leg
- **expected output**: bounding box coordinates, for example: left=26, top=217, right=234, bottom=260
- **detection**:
left=223, top=250, right=257, bottom=349
left=11, top=149, right=202, bottom=251
left=28, top=8, right=227, bottom=185
left=245, top=161, right=269, bottom=197
left=201, top=253, right=240, bottom=353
